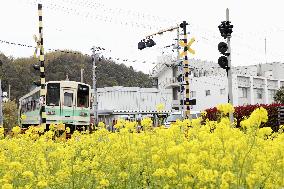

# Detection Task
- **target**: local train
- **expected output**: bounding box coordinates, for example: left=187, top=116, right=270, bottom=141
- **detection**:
left=19, top=80, right=91, bottom=131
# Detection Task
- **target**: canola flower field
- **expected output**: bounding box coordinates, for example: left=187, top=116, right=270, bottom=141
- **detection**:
left=1, top=104, right=284, bottom=189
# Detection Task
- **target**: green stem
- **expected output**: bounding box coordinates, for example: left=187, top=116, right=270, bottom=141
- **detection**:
left=237, top=129, right=257, bottom=187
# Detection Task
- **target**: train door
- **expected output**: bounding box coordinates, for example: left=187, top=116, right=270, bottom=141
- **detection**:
left=62, top=89, right=76, bottom=124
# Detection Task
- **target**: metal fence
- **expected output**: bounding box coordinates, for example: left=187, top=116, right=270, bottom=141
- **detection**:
left=278, top=106, right=284, bottom=126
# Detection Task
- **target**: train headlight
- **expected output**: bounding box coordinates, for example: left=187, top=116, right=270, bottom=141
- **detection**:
left=46, top=111, right=56, bottom=115
left=80, top=112, right=88, bottom=117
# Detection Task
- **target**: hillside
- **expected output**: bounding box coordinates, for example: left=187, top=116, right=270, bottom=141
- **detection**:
left=0, top=51, right=153, bottom=101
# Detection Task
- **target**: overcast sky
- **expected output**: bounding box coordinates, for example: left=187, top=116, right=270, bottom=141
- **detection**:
left=0, top=0, right=284, bottom=73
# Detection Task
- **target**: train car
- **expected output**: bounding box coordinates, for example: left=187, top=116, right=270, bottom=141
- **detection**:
left=19, top=80, right=91, bottom=131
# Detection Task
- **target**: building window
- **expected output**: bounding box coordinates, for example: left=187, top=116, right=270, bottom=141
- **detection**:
left=205, top=90, right=211, bottom=96
left=190, top=91, right=196, bottom=98
left=239, top=87, right=248, bottom=98
left=173, top=87, right=179, bottom=100
left=269, top=90, right=277, bottom=100
left=256, top=89, right=263, bottom=99
left=220, top=88, right=225, bottom=95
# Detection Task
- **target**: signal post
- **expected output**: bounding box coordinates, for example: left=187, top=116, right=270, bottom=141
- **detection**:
left=138, top=22, right=196, bottom=119
left=218, top=8, right=234, bottom=123
left=179, top=21, right=196, bottom=118
left=32, top=4, right=47, bottom=129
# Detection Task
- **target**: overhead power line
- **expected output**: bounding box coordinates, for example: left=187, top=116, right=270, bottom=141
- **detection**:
left=18, top=0, right=175, bottom=31
left=0, top=39, right=156, bottom=65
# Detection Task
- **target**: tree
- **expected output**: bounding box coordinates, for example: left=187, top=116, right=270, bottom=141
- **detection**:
left=0, top=51, right=153, bottom=101
left=3, top=100, right=18, bottom=130
left=274, top=87, right=284, bottom=104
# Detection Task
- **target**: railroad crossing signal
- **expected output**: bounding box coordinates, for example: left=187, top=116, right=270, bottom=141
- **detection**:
left=218, top=41, right=229, bottom=70
left=218, top=20, right=233, bottom=70
left=138, top=40, right=146, bottom=50
left=179, top=37, right=196, bottom=56
left=180, top=98, right=196, bottom=106
left=138, top=38, right=156, bottom=50
left=146, top=38, right=156, bottom=47
left=218, top=21, right=233, bottom=39
left=179, top=21, right=196, bottom=118
left=33, top=34, right=41, bottom=58
left=32, top=63, right=41, bottom=86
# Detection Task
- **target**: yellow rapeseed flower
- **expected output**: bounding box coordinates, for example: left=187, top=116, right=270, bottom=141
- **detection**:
left=9, top=161, right=23, bottom=172
left=0, top=103, right=283, bottom=188
left=152, top=168, right=166, bottom=177
left=99, top=179, right=110, bottom=187
left=217, top=103, right=234, bottom=115
left=118, top=171, right=128, bottom=180
left=37, top=180, right=48, bottom=188
left=2, top=184, right=13, bottom=189
left=98, top=122, right=106, bottom=129
left=156, top=103, right=165, bottom=111
left=0, top=126, right=4, bottom=138
left=258, top=127, right=273, bottom=138
left=80, top=150, right=88, bottom=157
left=22, top=171, right=34, bottom=179
left=12, top=126, right=21, bottom=134
left=21, top=114, right=27, bottom=121
left=66, top=127, right=70, bottom=133
left=141, top=117, right=153, bottom=129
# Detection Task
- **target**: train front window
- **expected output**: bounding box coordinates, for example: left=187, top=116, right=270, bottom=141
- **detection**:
left=77, top=84, right=89, bottom=108
left=64, top=92, right=73, bottom=107
left=46, top=83, right=60, bottom=106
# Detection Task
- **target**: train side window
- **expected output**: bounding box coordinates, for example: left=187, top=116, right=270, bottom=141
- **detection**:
left=77, top=84, right=89, bottom=108
left=28, top=101, right=31, bottom=111
left=47, top=83, right=60, bottom=106
left=35, top=99, right=40, bottom=109
left=32, top=100, right=36, bottom=110
left=21, top=103, right=25, bottom=113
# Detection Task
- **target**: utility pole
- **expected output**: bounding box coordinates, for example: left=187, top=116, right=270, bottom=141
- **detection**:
left=226, top=8, right=234, bottom=123
left=80, top=68, right=84, bottom=83
left=91, top=47, right=98, bottom=126
left=265, top=37, right=267, bottom=64
left=0, top=80, right=3, bottom=126
left=176, top=26, right=184, bottom=118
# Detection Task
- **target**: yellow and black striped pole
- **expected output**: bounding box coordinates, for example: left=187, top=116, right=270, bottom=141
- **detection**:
left=181, top=21, right=190, bottom=118
left=38, top=4, right=46, bottom=129
left=179, top=21, right=195, bottom=118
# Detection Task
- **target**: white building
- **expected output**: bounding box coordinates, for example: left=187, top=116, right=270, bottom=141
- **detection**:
left=94, top=86, right=172, bottom=125
left=151, top=59, right=284, bottom=111
left=97, top=86, right=172, bottom=113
